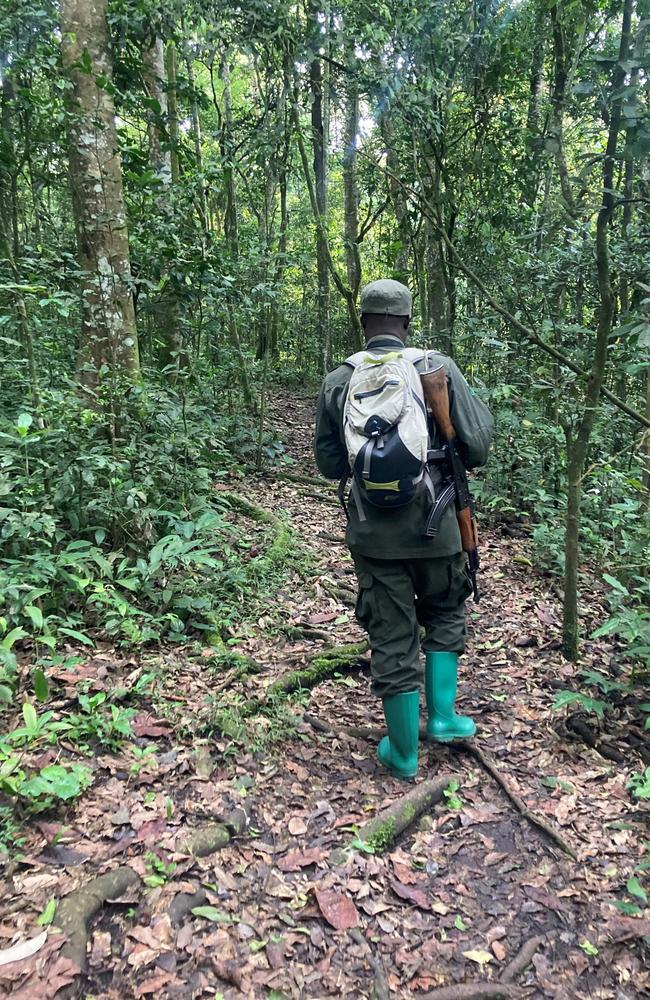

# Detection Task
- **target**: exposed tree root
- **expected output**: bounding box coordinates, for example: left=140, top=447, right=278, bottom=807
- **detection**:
left=304, top=712, right=378, bottom=741
left=320, top=576, right=356, bottom=606
left=274, top=470, right=337, bottom=490
left=280, top=624, right=333, bottom=642
left=500, top=934, right=546, bottom=983
left=357, top=774, right=460, bottom=853
left=459, top=742, right=577, bottom=859
left=169, top=888, right=207, bottom=926
left=420, top=985, right=518, bottom=999
left=54, top=866, right=141, bottom=973
left=565, top=714, right=625, bottom=764
left=302, top=715, right=576, bottom=859
left=317, top=531, right=346, bottom=544
left=219, top=492, right=292, bottom=572
left=177, top=809, right=247, bottom=857
left=349, top=926, right=390, bottom=1000
left=177, top=823, right=231, bottom=857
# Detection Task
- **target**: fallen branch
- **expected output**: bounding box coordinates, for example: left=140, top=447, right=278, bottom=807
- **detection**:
left=500, top=934, right=546, bottom=983
left=54, top=866, right=141, bottom=972
left=265, top=641, right=370, bottom=699
left=357, top=774, right=460, bottom=852
left=459, top=742, right=577, bottom=859
left=349, top=926, right=390, bottom=1000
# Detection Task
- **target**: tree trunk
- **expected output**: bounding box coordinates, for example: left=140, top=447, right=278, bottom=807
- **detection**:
left=61, top=0, right=139, bottom=389
left=523, top=1, right=547, bottom=206
left=219, top=53, right=239, bottom=256
left=381, top=112, right=410, bottom=281
left=561, top=0, right=634, bottom=660
left=143, top=31, right=183, bottom=376
left=343, top=77, right=362, bottom=310
left=185, top=47, right=208, bottom=233
left=310, top=7, right=331, bottom=374
left=165, top=42, right=180, bottom=184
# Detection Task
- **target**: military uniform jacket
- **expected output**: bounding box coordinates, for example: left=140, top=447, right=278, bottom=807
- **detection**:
left=313, top=334, right=494, bottom=559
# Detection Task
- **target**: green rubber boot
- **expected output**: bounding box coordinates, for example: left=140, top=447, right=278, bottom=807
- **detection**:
left=377, top=690, right=419, bottom=780
left=425, top=651, right=476, bottom=742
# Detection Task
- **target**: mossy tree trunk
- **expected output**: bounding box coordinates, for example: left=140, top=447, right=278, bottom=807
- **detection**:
left=61, top=0, right=139, bottom=390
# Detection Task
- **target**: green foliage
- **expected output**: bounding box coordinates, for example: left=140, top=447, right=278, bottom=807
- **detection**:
left=591, top=575, right=650, bottom=670
left=0, top=743, right=92, bottom=815
left=628, top=768, right=650, bottom=801
left=143, top=850, right=177, bottom=888
left=0, top=377, right=293, bottom=678
left=443, top=779, right=463, bottom=811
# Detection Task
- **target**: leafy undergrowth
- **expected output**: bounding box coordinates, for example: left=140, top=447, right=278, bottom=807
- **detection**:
left=1, top=391, right=648, bottom=999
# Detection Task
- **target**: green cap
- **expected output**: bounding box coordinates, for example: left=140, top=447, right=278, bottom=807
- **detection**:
left=360, top=279, right=412, bottom=317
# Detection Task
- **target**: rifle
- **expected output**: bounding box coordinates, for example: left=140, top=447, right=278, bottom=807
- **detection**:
left=420, top=364, right=481, bottom=602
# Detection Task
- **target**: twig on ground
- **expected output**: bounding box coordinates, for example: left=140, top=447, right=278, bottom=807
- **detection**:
left=500, top=934, right=546, bottom=983
left=349, top=927, right=390, bottom=1000
left=459, top=742, right=577, bottom=859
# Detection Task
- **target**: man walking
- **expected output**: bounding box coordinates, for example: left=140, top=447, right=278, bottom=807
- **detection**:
left=314, top=279, right=494, bottom=780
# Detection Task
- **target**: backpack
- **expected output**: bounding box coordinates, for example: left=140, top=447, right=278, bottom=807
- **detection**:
left=342, top=348, right=430, bottom=515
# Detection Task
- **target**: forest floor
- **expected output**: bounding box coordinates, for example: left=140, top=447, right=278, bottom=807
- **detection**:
left=1, top=391, right=648, bottom=1000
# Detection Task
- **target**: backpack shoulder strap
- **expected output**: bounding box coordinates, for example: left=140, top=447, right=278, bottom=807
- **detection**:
left=345, top=348, right=426, bottom=369
left=344, top=351, right=371, bottom=369
left=400, top=348, right=426, bottom=365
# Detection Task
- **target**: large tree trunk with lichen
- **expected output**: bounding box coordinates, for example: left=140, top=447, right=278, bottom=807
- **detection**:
left=61, top=0, right=139, bottom=389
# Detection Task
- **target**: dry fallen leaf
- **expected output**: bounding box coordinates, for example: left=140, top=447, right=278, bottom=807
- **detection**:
left=0, top=931, right=48, bottom=967
left=314, top=889, right=359, bottom=930
left=288, top=816, right=308, bottom=836
left=463, top=949, right=494, bottom=966
left=492, top=940, right=507, bottom=961
left=277, top=847, right=325, bottom=872
left=390, top=878, right=429, bottom=910
left=134, top=971, right=176, bottom=997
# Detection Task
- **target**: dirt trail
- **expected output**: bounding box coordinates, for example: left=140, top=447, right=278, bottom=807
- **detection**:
left=2, top=391, right=647, bottom=1000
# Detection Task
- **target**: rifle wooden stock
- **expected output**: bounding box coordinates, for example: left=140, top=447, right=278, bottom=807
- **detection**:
left=420, top=366, right=454, bottom=440
left=420, top=366, right=480, bottom=585
left=457, top=505, right=478, bottom=554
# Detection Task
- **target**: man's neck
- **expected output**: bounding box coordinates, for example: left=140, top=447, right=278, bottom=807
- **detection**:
left=366, top=333, right=406, bottom=347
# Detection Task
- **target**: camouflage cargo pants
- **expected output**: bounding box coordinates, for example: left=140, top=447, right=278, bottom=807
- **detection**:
left=352, top=552, right=473, bottom=699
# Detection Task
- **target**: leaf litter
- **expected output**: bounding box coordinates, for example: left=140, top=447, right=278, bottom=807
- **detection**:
left=0, top=391, right=648, bottom=999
